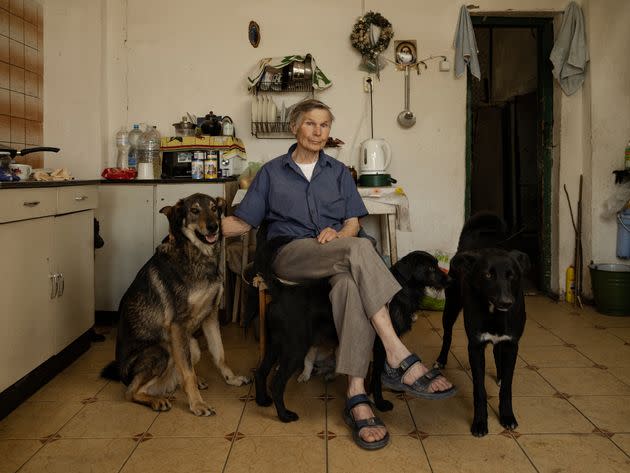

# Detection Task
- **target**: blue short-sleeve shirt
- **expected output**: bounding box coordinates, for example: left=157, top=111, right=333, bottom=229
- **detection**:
left=234, top=144, right=367, bottom=240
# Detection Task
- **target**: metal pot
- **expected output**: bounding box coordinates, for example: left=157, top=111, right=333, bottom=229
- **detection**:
left=358, top=173, right=397, bottom=187
left=172, top=116, right=196, bottom=137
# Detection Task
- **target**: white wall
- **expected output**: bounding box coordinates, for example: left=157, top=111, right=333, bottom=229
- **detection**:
left=41, top=0, right=630, bottom=296
left=42, top=0, right=105, bottom=178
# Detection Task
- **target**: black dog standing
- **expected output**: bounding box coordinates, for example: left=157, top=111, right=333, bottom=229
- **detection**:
left=435, top=213, right=530, bottom=437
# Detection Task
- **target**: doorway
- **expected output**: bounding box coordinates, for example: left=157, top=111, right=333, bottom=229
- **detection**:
left=465, top=16, right=554, bottom=292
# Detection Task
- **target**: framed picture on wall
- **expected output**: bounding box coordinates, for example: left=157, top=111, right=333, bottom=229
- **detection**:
left=395, top=40, right=417, bottom=65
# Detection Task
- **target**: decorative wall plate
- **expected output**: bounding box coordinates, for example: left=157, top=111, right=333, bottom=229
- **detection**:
left=249, top=21, right=260, bottom=48
left=395, top=40, right=418, bottom=65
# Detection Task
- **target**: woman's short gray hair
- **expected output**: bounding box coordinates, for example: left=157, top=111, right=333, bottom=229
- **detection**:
left=288, top=99, right=334, bottom=131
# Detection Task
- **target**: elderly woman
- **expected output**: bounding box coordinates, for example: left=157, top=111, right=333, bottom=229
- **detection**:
left=222, top=99, right=455, bottom=450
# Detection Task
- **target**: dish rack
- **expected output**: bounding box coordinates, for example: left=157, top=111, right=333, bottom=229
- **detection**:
left=255, top=79, right=312, bottom=94
left=250, top=121, right=293, bottom=139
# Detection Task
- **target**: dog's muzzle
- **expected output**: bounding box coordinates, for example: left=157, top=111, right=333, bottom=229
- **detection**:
left=195, top=229, right=219, bottom=245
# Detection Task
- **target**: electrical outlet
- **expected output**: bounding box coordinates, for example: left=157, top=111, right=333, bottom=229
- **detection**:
left=363, top=76, right=372, bottom=93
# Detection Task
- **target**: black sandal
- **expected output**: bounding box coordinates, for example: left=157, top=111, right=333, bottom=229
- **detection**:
left=343, top=394, right=390, bottom=450
left=381, top=353, right=457, bottom=400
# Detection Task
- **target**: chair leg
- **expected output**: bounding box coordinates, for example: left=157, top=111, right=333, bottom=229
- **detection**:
left=258, top=286, right=267, bottom=362
left=232, top=276, right=242, bottom=324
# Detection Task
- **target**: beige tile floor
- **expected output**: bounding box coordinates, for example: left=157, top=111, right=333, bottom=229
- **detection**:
left=1, top=296, right=630, bottom=472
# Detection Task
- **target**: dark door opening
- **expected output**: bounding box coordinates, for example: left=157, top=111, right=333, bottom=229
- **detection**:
left=466, top=17, right=554, bottom=292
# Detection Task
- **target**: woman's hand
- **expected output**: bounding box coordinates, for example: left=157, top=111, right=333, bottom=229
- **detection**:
left=222, top=216, right=252, bottom=238
left=317, top=227, right=339, bottom=244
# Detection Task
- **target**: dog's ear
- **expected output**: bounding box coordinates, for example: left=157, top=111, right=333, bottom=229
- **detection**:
left=159, top=205, right=172, bottom=218
left=509, top=250, right=531, bottom=275
left=160, top=202, right=185, bottom=240
left=450, top=251, right=479, bottom=278
left=214, top=197, right=227, bottom=218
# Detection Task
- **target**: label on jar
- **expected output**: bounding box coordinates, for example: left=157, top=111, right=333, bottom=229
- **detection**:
left=191, top=151, right=205, bottom=179
left=204, top=151, right=218, bottom=179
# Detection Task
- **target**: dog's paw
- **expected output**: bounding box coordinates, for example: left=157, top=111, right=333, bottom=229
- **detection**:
left=297, top=372, right=311, bottom=383
left=278, top=410, right=299, bottom=423
left=190, top=401, right=216, bottom=417
left=499, top=414, right=518, bottom=430
left=197, top=377, right=208, bottom=390
left=256, top=395, right=273, bottom=407
left=375, top=399, right=394, bottom=412
left=470, top=419, right=489, bottom=437
left=225, top=374, right=252, bottom=386
left=151, top=397, right=172, bottom=412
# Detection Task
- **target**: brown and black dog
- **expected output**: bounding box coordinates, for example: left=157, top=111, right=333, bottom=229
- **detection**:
left=102, top=193, right=250, bottom=416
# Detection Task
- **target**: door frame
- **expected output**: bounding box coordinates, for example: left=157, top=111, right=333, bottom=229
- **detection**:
left=465, top=16, right=554, bottom=293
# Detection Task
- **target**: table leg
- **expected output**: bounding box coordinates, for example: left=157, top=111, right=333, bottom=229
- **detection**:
left=379, top=214, right=390, bottom=261
left=387, top=213, right=398, bottom=265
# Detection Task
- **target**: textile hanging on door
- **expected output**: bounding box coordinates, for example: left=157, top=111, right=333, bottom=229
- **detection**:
left=549, top=1, right=589, bottom=96
left=453, top=5, right=481, bottom=80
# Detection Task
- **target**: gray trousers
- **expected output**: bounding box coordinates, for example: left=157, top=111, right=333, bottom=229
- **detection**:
left=272, top=237, right=401, bottom=378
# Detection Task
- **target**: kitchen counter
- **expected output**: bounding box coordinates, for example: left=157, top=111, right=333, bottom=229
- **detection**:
left=0, top=177, right=237, bottom=189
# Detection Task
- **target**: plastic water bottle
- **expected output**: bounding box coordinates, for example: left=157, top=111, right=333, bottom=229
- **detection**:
left=115, top=127, right=130, bottom=168
left=127, top=124, right=143, bottom=170
left=137, top=126, right=161, bottom=180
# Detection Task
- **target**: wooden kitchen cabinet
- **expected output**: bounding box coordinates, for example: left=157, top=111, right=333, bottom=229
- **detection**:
left=94, top=185, right=154, bottom=312
left=0, top=185, right=97, bottom=393
left=0, top=216, right=56, bottom=392
left=95, top=181, right=238, bottom=312
left=52, top=211, right=95, bottom=352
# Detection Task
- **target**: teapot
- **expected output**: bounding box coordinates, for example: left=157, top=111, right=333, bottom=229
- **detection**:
left=200, top=111, right=223, bottom=136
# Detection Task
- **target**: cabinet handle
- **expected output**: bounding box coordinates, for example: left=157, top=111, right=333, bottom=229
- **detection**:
left=58, top=273, right=65, bottom=296
left=23, top=201, right=40, bottom=207
left=74, top=195, right=88, bottom=201
left=49, top=273, right=59, bottom=299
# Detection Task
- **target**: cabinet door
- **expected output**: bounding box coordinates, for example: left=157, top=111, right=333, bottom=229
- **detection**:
left=0, top=217, right=55, bottom=392
left=94, top=185, right=154, bottom=312
left=154, top=183, right=224, bottom=247
left=52, top=211, right=95, bottom=352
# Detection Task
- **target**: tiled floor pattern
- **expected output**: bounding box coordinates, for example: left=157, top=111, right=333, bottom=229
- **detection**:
left=1, top=296, right=630, bottom=472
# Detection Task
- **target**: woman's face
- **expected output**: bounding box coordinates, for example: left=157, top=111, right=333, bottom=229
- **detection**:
left=293, top=109, right=332, bottom=154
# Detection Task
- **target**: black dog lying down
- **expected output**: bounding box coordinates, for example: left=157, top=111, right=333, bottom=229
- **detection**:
left=435, top=213, right=530, bottom=436
left=253, top=236, right=338, bottom=422
left=371, top=251, right=450, bottom=411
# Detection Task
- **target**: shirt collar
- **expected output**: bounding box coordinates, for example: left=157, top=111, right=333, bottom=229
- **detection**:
left=281, top=143, right=333, bottom=168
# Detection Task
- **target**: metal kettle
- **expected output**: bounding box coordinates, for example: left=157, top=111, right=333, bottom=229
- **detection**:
left=221, top=116, right=235, bottom=136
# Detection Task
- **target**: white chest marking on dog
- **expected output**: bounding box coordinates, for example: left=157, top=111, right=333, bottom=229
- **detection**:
left=479, top=332, right=513, bottom=344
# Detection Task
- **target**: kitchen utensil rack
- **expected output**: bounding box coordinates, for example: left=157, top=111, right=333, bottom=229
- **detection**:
left=250, top=121, right=293, bottom=138
left=255, top=79, right=313, bottom=94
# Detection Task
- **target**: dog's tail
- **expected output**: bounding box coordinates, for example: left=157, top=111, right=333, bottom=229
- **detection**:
left=100, top=361, right=121, bottom=381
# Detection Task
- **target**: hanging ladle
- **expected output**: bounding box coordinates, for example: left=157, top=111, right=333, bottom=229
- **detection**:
left=397, top=65, right=416, bottom=128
